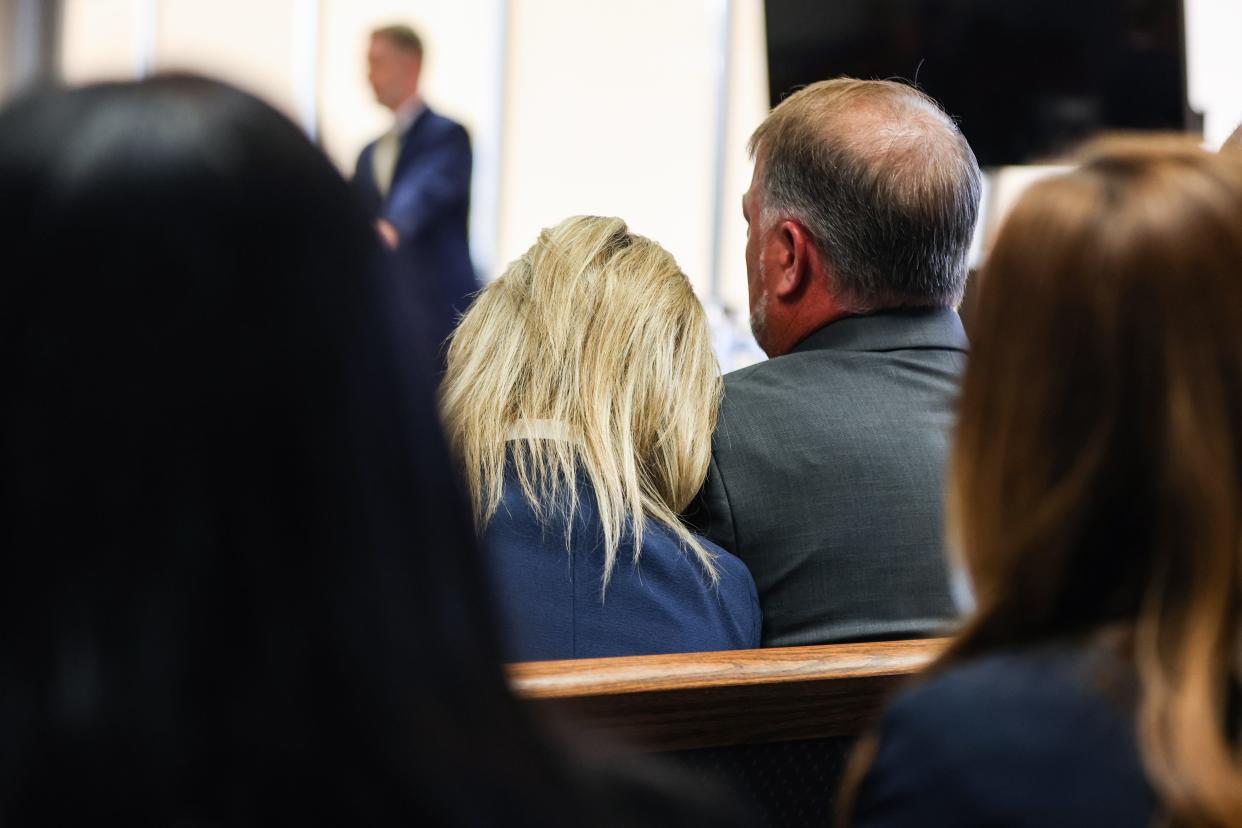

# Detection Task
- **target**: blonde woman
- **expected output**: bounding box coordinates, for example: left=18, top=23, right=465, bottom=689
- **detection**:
left=441, top=216, right=760, bottom=661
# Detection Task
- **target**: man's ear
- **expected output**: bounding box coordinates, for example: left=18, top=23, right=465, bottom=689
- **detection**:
left=772, top=220, right=813, bottom=300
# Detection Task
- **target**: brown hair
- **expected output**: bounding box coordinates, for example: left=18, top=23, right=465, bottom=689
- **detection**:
left=929, top=136, right=1242, bottom=826
left=748, top=78, right=981, bottom=311
left=371, top=24, right=423, bottom=58
left=1223, top=122, right=1242, bottom=156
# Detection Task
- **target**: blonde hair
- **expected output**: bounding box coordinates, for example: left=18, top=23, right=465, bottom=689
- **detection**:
left=441, top=216, right=722, bottom=592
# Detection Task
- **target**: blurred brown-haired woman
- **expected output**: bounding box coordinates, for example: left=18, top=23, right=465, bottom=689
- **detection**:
left=845, top=137, right=1242, bottom=827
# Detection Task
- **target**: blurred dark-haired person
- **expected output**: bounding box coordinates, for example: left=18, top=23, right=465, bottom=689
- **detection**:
left=845, top=137, right=1242, bottom=827
left=0, top=76, right=746, bottom=826
left=355, top=23, right=476, bottom=350
left=689, top=78, right=982, bottom=646
left=441, top=216, right=761, bottom=661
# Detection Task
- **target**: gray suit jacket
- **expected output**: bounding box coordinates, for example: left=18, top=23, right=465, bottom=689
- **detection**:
left=689, top=309, right=968, bottom=646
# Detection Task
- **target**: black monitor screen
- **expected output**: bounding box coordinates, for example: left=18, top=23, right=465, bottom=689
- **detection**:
left=765, top=0, right=1190, bottom=166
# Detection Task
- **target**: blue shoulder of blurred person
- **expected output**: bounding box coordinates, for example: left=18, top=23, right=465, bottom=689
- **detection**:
left=850, top=642, right=1156, bottom=828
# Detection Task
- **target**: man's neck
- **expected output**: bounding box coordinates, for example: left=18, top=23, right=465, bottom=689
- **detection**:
left=764, top=299, right=852, bottom=358
left=391, top=94, right=425, bottom=133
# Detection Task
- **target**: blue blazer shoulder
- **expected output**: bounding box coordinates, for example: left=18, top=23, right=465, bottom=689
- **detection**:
left=853, top=644, right=1158, bottom=827
left=481, top=476, right=762, bottom=662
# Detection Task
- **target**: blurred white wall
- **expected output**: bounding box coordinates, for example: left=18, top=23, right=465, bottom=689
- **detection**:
left=55, top=0, right=766, bottom=313
left=154, top=0, right=302, bottom=119
left=498, top=0, right=767, bottom=312
left=718, top=0, right=770, bottom=321
left=499, top=0, right=718, bottom=290
left=61, top=0, right=143, bottom=83
left=1185, top=0, right=1242, bottom=148
left=62, top=0, right=306, bottom=112
left=53, top=0, right=1242, bottom=322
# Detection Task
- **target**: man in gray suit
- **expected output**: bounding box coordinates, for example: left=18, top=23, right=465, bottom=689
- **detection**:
left=691, top=78, right=982, bottom=647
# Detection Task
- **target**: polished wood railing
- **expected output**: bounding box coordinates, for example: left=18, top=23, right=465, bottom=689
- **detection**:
left=508, top=638, right=946, bottom=752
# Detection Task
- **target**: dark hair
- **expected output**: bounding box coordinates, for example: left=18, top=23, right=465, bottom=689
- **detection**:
left=372, top=24, right=424, bottom=58
left=0, top=75, right=580, bottom=825
left=748, top=78, right=981, bottom=311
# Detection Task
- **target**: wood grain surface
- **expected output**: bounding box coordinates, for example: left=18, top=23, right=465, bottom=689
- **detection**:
left=507, top=639, right=946, bottom=752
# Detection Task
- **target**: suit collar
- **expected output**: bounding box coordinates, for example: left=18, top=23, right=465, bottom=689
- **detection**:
left=392, top=106, right=435, bottom=174
left=791, top=308, right=969, bottom=355
left=400, top=105, right=433, bottom=142
left=395, top=107, right=436, bottom=169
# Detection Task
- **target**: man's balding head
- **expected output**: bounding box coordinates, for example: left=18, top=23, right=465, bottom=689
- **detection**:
left=748, top=78, right=981, bottom=315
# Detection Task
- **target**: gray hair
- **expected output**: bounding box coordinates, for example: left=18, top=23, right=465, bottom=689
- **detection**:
left=749, top=78, right=982, bottom=310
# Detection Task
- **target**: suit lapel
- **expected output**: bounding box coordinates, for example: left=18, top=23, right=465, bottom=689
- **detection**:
left=392, top=107, right=433, bottom=182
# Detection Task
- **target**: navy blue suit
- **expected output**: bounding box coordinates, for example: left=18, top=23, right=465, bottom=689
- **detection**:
left=481, top=471, right=762, bottom=662
left=853, top=643, right=1159, bottom=827
left=354, top=107, right=477, bottom=351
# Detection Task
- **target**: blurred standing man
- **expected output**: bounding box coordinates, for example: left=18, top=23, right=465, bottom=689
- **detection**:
left=354, top=24, right=476, bottom=347
left=690, top=78, right=982, bottom=647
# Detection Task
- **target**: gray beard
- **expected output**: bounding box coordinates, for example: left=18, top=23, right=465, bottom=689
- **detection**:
left=749, top=287, right=769, bottom=346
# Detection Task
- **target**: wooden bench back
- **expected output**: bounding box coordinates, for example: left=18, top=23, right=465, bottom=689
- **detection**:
left=508, top=638, right=945, bottom=753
